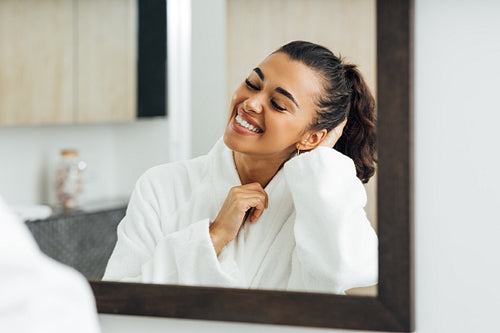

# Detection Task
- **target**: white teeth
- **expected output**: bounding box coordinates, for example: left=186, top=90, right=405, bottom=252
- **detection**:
left=235, top=115, right=261, bottom=133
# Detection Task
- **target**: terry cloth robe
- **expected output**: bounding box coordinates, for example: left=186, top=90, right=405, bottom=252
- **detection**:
left=103, top=138, right=378, bottom=294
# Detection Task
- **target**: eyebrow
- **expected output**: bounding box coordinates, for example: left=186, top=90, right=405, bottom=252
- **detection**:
left=253, top=67, right=264, bottom=80
left=252, top=67, right=300, bottom=108
left=275, top=87, right=299, bottom=108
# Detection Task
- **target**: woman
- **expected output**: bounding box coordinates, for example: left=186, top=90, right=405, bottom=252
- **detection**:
left=103, top=41, right=378, bottom=294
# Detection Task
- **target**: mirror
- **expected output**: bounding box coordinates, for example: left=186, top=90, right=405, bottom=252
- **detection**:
left=100, top=0, right=379, bottom=298
left=91, top=0, right=413, bottom=331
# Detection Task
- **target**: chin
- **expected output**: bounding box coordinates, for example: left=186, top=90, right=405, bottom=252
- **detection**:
left=223, top=129, right=253, bottom=154
left=223, top=129, right=239, bottom=152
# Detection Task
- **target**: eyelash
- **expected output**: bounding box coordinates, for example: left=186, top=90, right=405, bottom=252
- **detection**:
left=245, top=79, right=287, bottom=112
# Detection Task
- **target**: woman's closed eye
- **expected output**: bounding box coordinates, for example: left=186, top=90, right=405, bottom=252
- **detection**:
left=245, top=78, right=259, bottom=91
left=245, top=78, right=287, bottom=112
left=271, top=100, right=286, bottom=111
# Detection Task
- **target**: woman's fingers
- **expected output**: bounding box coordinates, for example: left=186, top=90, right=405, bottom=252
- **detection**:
left=231, top=183, right=268, bottom=211
left=248, top=182, right=268, bottom=208
left=249, top=207, right=264, bottom=222
left=212, top=183, right=268, bottom=242
left=235, top=197, right=267, bottom=223
left=210, top=183, right=270, bottom=254
left=242, top=196, right=267, bottom=222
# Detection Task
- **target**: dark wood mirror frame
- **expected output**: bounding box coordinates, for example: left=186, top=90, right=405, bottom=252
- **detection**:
left=89, top=0, right=414, bottom=331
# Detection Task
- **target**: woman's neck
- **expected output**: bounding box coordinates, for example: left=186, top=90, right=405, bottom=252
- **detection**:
left=233, top=150, right=292, bottom=188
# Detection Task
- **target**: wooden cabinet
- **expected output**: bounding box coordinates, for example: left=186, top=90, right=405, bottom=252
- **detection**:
left=0, top=0, right=137, bottom=126
left=0, top=0, right=74, bottom=125
left=77, top=0, right=137, bottom=123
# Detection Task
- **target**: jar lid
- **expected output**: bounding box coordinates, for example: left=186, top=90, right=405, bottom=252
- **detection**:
left=60, top=149, right=78, bottom=157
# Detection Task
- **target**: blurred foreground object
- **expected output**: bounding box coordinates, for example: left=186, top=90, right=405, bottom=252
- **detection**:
left=0, top=195, right=100, bottom=333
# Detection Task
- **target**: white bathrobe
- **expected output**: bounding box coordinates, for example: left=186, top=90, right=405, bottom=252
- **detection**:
left=103, top=139, right=378, bottom=294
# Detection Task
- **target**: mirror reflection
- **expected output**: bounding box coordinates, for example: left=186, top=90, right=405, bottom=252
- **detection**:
left=104, top=39, right=378, bottom=295
left=2, top=0, right=378, bottom=297
left=103, top=0, right=378, bottom=296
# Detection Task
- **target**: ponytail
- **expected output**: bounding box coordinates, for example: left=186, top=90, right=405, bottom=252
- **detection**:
left=334, top=65, right=377, bottom=183
left=276, top=41, right=377, bottom=183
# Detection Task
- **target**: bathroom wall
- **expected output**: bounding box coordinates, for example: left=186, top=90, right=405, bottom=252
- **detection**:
left=0, top=121, right=169, bottom=206
left=190, top=0, right=227, bottom=157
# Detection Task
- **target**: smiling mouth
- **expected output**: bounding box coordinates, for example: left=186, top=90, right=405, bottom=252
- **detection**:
left=235, top=114, right=264, bottom=133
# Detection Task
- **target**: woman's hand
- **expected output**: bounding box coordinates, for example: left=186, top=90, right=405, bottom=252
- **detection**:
left=209, top=183, right=268, bottom=255
left=320, top=118, right=347, bottom=148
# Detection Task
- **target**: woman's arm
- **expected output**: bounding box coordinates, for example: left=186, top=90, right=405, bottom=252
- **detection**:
left=284, top=147, right=378, bottom=294
left=102, top=171, right=242, bottom=287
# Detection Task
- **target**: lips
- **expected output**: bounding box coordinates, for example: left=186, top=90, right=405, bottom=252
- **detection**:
left=237, top=109, right=264, bottom=133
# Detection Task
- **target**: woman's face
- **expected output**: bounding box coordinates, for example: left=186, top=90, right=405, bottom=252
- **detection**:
left=223, top=52, right=324, bottom=159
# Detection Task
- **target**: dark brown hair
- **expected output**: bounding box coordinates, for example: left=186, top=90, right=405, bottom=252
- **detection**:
left=275, top=41, right=377, bottom=183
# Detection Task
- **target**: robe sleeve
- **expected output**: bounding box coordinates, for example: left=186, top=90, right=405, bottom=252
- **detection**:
left=102, top=173, right=241, bottom=287
left=283, top=147, right=378, bottom=294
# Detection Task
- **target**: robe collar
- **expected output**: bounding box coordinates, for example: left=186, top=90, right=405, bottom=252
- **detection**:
left=207, top=138, right=285, bottom=211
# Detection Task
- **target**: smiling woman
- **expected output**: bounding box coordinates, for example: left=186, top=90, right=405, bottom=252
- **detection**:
left=103, top=41, right=378, bottom=295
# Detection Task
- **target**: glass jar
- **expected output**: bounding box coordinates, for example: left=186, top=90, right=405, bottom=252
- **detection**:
left=55, top=149, right=87, bottom=210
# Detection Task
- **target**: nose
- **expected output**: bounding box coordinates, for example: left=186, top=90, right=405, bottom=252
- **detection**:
left=243, top=94, right=264, bottom=114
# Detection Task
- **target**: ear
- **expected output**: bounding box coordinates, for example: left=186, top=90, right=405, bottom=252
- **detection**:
left=296, top=129, right=328, bottom=151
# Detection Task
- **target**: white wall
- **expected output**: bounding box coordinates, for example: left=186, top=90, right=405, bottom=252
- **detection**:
left=98, top=0, right=500, bottom=332
left=190, top=0, right=227, bottom=157
left=0, top=119, right=169, bottom=207
left=414, top=0, right=500, bottom=331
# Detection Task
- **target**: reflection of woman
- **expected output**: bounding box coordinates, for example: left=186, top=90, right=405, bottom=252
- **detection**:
left=104, top=41, right=378, bottom=294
